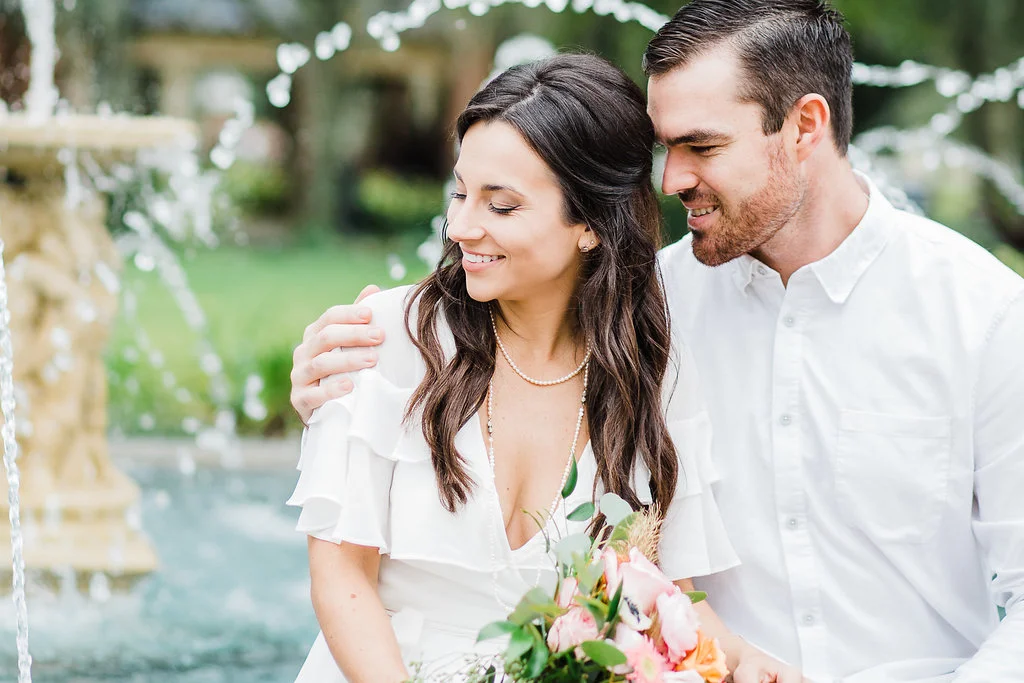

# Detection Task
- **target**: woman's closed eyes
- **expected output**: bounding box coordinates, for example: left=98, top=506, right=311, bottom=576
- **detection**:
left=448, top=191, right=520, bottom=215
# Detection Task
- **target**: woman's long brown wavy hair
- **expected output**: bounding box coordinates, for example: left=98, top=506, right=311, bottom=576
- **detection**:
left=404, top=54, right=679, bottom=523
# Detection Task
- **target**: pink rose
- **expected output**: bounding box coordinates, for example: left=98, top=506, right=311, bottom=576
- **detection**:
left=655, top=591, right=701, bottom=663
left=547, top=607, right=599, bottom=653
left=618, top=548, right=675, bottom=616
left=556, top=576, right=579, bottom=610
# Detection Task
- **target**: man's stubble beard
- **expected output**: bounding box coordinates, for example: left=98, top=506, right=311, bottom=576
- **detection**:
left=690, top=145, right=804, bottom=268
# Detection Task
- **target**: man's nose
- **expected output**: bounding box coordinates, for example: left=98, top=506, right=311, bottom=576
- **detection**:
left=661, top=150, right=700, bottom=196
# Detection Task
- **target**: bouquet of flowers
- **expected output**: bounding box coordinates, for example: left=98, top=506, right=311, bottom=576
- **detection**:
left=475, top=485, right=729, bottom=683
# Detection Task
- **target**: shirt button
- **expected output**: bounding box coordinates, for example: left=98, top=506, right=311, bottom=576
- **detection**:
left=802, top=613, right=816, bottom=626
left=786, top=517, right=799, bottom=530
left=783, top=316, right=795, bottom=327
left=757, top=265, right=768, bottom=276
left=779, top=414, right=793, bottom=426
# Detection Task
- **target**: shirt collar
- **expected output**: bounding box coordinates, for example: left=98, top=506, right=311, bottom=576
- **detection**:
left=730, top=171, right=893, bottom=303
left=809, top=171, right=893, bottom=304
left=731, top=252, right=774, bottom=293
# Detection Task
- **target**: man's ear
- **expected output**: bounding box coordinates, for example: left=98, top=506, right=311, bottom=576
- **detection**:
left=791, top=93, right=831, bottom=161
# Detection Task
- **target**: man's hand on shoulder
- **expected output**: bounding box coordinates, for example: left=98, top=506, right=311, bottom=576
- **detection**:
left=290, top=285, right=386, bottom=425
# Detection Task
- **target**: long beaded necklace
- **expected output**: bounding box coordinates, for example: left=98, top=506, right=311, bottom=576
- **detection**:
left=485, top=317, right=591, bottom=611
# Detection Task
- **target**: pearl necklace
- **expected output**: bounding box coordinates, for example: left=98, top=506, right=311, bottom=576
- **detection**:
left=489, top=309, right=591, bottom=386
left=486, top=361, right=590, bottom=611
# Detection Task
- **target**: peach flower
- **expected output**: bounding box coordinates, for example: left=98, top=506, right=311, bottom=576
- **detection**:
left=677, top=631, right=729, bottom=683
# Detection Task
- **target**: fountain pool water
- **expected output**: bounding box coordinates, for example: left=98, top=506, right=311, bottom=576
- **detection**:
left=0, top=461, right=318, bottom=682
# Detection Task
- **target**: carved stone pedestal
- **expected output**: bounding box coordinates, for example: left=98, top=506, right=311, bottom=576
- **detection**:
left=0, top=114, right=197, bottom=591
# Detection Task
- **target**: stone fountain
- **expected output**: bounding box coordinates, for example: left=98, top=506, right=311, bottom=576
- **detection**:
left=0, top=6, right=198, bottom=592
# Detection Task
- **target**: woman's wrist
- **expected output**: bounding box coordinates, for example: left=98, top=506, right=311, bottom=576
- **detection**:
left=719, top=632, right=757, bottom=672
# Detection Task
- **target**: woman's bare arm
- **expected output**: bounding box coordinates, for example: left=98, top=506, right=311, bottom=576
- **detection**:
left=309, top=537, right=408, bottom=683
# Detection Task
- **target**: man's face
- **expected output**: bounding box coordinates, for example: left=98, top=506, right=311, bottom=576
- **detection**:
left=648, top=47, right=804, bottom=266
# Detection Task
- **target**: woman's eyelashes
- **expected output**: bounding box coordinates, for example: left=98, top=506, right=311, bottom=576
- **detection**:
left=448, top=191, right=519, bottom=215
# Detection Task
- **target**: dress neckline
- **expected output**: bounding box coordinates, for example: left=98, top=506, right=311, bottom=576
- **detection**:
left=466, top=412, right=592, bottom=555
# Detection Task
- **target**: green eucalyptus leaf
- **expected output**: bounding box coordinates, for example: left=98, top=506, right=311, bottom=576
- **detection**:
left=554, top=533, right=593, bottom=567
left=599, top=493, right=634, bottom=526
left=579, top=640, right=627, bottom=668
left=566, top=502, right=596, bottom=522
left=477, top=620, right=518, bottom=642
left=561, top=457, right=579, bottom=499
left=526, top=631, right=550, bottom=678
left=509, top=587, right=563, bottom=626
left=605, top=582, right=624, bottom=629
left=574, top=556, right=603, bottom=596
left=506, top=627, right=534, bottom=662
left=684, top=590, right=707, bottom=604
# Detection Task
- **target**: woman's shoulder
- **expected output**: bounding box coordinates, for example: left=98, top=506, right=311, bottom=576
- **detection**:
left=359, top=284, right=417, bottom=331
left=358, top=284, right=424, bottom=385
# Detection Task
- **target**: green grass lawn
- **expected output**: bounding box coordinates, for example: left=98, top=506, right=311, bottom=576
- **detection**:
left=108, top=236, right=430, bottom=436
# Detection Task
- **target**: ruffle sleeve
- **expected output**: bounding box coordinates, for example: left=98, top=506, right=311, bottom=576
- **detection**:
left=285, top=284, right=427, bottom=553
left=655, top=337, right=739, bottom=580
left=286, top=369, right=424, bottom=552
left=657, top=411, right=740, bottom=580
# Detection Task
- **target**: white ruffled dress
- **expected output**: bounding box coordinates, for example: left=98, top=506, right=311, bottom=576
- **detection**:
left=287, top=285, right=738, bottom=682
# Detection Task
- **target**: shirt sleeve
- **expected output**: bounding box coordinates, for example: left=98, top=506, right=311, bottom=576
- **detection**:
left=952, top=289, right=1024, bottom=681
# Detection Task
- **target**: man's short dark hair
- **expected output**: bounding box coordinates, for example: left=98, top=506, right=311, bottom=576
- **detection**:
left=643, top=0, right=853, bottom=155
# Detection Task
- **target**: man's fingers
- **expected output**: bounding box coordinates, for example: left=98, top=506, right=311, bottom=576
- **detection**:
left=354, top=284, right=381, bottom=304
left=294, top=348, right=376, bottom=387
left=291, top=379, right=355, bottom=425
left=302, top=304, right=375, bottom=343
left=314, top=348, right=377, bottom=377
left=314, top=323, right=385, bottom=353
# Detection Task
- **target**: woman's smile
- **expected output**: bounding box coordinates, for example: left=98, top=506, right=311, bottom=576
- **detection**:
left=461, top=249, right=507, bottom=272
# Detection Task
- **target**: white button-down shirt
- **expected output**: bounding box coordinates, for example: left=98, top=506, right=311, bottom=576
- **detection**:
left=660, top=174, right=1024, bottom=682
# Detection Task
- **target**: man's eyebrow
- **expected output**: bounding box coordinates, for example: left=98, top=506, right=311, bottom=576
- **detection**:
left=660, top=129, right=731, bottom=147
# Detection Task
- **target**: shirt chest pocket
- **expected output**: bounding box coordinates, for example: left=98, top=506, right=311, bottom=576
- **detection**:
left=834, top=410, right=953, bottom=544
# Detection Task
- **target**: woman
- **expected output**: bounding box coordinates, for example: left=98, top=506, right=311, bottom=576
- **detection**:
left=288, top=54, right=741, bottom=682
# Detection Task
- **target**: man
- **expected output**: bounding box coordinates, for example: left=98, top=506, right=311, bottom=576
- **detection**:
left=289, top=2, right=1024, bottom=681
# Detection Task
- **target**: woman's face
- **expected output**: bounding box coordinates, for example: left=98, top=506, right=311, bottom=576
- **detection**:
left=446, top=121, right=595, bottom=305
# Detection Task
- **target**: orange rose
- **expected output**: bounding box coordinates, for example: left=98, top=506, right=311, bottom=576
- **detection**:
left=676, top=631, right=729, bottom=683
